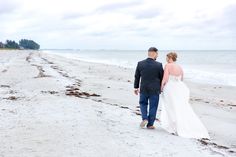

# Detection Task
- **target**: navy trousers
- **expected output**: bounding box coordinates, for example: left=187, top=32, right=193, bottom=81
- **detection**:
left=139, top=93, right=159, bottom=127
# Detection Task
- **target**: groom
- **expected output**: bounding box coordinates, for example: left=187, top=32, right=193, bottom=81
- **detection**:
left=134, top=47, right=164, bottom=129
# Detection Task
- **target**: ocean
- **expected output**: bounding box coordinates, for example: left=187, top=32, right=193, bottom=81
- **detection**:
left=43, top=49, right=236, bottom=87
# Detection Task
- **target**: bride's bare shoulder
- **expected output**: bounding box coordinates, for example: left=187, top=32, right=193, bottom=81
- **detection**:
left=176, top=63, right=183, bottom=69
left=165, top=63, right=172, bottom=67
left=164, top=63, right=171, bottom=69
left=165, top=63, right=175, bottom=68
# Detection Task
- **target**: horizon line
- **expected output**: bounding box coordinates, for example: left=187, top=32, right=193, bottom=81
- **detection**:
left=40, top=48, right=236, bottom=51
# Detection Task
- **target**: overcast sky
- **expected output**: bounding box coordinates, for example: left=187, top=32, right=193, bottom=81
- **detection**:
left=0, top=0, right=236, bottom=50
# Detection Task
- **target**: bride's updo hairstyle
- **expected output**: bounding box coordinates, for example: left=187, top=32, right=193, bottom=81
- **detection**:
left=167, top=52, right=178, bottom=62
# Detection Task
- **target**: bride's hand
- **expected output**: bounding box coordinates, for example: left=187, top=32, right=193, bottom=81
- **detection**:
left=134, top=88, right=139, bottom=95
left=161, top=85, right=164, bottom=92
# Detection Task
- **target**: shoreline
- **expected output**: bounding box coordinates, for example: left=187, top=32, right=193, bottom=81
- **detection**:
left=0, top=50, right=235, bottom=156
left=43, top=50, right=236, bottom=105
left=42, top=49, right=236, bottom=87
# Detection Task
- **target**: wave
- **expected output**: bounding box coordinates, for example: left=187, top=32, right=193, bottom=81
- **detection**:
left=43, top=50, right=236, bottom=87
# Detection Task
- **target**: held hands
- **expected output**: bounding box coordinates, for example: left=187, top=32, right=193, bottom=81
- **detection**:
left=134, top=88, right=139, bottom=95
left=161, top=84, right=164, bottom=93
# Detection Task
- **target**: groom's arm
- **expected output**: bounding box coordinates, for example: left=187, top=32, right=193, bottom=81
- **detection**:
left=134, top=63, right=141, bottom=94
left=160, top=63, right=164, bottom=87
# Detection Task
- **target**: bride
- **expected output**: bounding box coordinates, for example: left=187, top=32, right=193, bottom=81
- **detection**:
left=160, top=52, right=210, bottom=139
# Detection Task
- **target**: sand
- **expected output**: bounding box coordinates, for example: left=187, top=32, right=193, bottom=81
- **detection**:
left=0, top=50, right=235, bottom=157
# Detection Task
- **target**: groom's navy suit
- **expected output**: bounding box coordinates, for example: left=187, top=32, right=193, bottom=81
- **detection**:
left=134, top=58, right=164, bottom=127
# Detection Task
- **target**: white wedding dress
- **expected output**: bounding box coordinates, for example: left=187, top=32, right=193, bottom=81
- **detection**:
left=160, top=75, right=210, bottom=139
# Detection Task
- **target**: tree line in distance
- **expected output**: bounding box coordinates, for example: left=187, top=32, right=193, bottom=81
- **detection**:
left=0, top=39, right=40, bottom=50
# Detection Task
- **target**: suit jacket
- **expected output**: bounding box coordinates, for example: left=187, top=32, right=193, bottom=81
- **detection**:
left=134, top=58, right=164, bottom=95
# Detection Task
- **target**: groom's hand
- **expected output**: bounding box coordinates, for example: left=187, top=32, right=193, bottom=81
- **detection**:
left=134, top=88, right=139, bottom=95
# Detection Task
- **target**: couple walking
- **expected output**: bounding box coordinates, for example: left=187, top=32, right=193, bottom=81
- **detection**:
left=134, top=47, right=209, bottom=139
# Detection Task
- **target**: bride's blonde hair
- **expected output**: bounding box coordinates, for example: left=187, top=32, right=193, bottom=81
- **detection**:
left=167, top=52, right=178, bottom=61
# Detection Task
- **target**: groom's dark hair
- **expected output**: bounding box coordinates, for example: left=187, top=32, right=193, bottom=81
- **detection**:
left=148, top=47, right=158, bottom=52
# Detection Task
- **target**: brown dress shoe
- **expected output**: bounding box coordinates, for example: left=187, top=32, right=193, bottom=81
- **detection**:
left=147, top=126, right=155, bottom=129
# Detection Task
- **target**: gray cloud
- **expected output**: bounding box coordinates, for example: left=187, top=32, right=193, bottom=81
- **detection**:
left=1, top=0, right=236, bottom=49
left=162, top=10, right=223, bottom=38
left=222, top=5, right=236, bottom=31
left=96, top=1, right=142, bottom=12
left=0, top=1, right=19, bottom=15
left=62, top=12, right=84, bottom=20
left=189, top=5, right=236, bottom=37
left=134, top=9, right=160, bottom=19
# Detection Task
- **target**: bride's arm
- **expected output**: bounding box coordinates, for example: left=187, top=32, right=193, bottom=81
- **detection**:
left=180, top=67, right=184, bottom=81
left=161, top=64, right=169, bottom=91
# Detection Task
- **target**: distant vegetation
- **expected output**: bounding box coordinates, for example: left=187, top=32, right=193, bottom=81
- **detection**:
left=5, top=40, right=20, bottom=49
left=19, top=39, right=40, bottom=50
left=0, top=39, right=40, bottom=50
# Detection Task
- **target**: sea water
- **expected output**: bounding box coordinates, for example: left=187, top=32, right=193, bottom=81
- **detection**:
left=43, top=49, right=236, bottom=87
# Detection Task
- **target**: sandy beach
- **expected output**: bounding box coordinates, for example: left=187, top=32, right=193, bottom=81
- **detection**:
left=0, top=50, right=235, bottom=157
